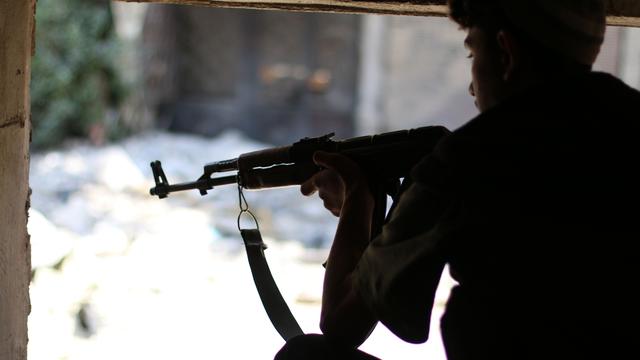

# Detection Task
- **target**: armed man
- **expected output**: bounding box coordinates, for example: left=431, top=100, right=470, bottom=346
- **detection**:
left=276, top=0, right=640, bottom=359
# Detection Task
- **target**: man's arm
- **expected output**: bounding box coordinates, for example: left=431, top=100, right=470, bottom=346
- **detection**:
left=321, top=187, right=377, bottom=347
left=303, top=147, right=452, bottom=345
left=301, top=151, right=378, bottom=347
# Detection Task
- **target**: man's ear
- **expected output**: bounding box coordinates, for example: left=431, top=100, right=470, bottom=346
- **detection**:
left=496, top=30, right=519, bottom=81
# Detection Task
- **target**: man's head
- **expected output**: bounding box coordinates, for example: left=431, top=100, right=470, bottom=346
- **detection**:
left=448, top=0, right=606, bottom=111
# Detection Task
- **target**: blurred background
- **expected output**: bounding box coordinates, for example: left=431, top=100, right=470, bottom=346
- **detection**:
left=27, top=1, right=640, bottom=359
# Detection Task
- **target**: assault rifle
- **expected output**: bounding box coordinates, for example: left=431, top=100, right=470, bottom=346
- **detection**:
left=149, top=126, right=449, bottom=199
left=148, top=126, right=449, bottom=341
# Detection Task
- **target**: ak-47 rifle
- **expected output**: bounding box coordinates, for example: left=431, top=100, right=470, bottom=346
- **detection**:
left=149, top=125, right=449, bottom=200
left=147, top=125, right=449, bottom=341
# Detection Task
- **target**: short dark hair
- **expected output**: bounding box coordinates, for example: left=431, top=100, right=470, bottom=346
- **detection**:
left=448, top=0, right=505, bottom=32
left=448, top=0, right=592, bottom=72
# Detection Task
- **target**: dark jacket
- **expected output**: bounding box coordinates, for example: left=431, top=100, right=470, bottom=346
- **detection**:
left=356, top=71, right=640, bottom=359
left=430, top=73, right=640, bottom=359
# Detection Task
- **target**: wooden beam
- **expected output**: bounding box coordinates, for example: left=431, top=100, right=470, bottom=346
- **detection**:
left=118, top=0, right=449, bottom=17
left=606, top=0, right=640, bottom=27
left=0, top=0, right=35, bottom=359
left=118, top=0, right=640, bottom=27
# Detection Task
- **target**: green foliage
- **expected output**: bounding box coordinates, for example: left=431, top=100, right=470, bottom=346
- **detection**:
left=31, top=0, right=128, bottom=149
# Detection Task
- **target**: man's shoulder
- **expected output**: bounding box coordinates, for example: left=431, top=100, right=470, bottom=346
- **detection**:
left=413, top=71, right=640, bottom=183
left=445, top=71, right=640, bottom=143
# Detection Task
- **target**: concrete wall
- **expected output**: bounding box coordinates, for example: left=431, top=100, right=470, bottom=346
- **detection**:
left=619, top=27, right=640, bottom=89
left=0, top=1, right=34, bottom=359
left=382, top=15, right=477, bottom=131
left=358, top=19, right=640, bottom=136
left=356, top=15, right=477, bottom=134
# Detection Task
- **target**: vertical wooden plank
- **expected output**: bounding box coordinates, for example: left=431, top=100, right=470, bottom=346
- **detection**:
left=0, top=0, right=35, bottom=359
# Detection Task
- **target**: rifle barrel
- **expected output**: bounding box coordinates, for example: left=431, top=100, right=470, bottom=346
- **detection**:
left=150, top=175, right=238, bottom=197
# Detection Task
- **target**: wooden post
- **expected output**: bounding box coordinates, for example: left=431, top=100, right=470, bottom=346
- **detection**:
left=0, top=0, right=35, bottom=359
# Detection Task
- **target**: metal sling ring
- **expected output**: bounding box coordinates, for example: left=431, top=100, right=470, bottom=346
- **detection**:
left=237, top=184, right=260, bottom=231
left=238, top=209, right=260, bottom=231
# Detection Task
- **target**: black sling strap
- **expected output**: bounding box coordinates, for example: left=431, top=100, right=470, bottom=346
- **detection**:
left=237, top=186, right=302, bottom=341
left=240, top=228, right=304, bottom=341
left=236, top=180, right=401, bottom=342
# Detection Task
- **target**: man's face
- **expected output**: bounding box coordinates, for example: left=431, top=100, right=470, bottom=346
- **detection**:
left=465, top=26, right=507, bottom=112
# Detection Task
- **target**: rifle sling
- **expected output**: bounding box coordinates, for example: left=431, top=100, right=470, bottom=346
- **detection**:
left=240, top=229, right=304, bottom=341
left=239, top=183, right=398, bottom=341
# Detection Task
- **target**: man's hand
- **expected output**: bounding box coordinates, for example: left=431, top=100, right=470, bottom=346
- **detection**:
left=300, top=151, right=371, bottom=217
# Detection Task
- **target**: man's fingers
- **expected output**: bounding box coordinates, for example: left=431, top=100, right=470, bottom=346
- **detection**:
left=313, top=151, right=359, bottom=180
left=300, top=169, right=339, bottom=196
left=300, top=156, right=351, bottom=218
left=300, top=178, right=317, bottom=196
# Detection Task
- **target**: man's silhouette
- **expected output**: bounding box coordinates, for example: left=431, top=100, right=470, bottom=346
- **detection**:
left=276, top=1, right=640, bottom=358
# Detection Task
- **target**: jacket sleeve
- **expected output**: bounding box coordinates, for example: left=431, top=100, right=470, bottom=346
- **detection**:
left=354, top=151, right=456, bottom=344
